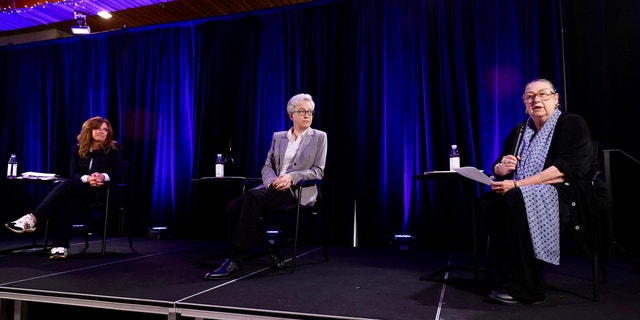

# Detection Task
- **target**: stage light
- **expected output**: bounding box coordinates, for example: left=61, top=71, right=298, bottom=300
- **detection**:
left=266, top=229, right=282, bottom=244
left=71, top=11, right=91, bottom=35
left=393, top=234, right=415, bottom=251
left=148, top=226, right=170, bottom=240
left=97, top=11, right=112, bottom=19
left=71, top=26, right=91, bottom=34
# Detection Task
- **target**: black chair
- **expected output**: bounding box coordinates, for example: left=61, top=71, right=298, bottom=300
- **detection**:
left=586, top=141, right=611, bottom=302
left=543, top=141, right=609, bottom=301
left=264, top=179, right=328, bottom=272
left=43, top=161, right=133, bottom=255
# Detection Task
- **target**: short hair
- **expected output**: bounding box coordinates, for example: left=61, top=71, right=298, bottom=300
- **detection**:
left=287, top=93, right=315, bottom=114
left=525, top=78, right=556, bottom=92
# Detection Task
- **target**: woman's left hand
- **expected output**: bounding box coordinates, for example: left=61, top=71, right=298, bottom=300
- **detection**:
left=490, top=180, right=517, bottom=195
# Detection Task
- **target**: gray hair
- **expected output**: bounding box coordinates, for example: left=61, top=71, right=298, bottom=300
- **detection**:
left=287, top=93, right=315, bottom=114
left=525, top=78, right=556, bottom=93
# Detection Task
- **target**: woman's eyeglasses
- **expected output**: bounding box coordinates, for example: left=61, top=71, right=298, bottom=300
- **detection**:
left=522, top=89, right=556, bottom=103
left=294, top=109, right=315, bottom=116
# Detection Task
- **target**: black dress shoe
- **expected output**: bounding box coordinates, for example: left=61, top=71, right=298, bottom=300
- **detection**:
left=266, top=244, right=285, bottom=269
left=488, top=290, right=545, bottom=305
left=203, top=259, right=241, bottom=280
left=488, top=290, right=521, bottom=305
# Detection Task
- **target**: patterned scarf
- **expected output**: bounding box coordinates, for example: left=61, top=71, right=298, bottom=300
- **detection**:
left=514, top=108, right=561, bottom=265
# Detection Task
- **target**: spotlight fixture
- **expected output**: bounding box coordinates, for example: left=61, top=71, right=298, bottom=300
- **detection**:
left=97, top=11, right=112, bottom=19
left=148, top=226, right=170, bottom=240
left=393, top=234, right=415, bottom=251
left=71, top=11, right=91, bottom=35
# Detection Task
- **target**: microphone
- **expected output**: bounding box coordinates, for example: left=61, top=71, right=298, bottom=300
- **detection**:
left=511, top=122, right=526, bottom=156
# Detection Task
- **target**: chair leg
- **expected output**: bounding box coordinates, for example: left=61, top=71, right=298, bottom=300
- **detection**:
left=290, top=201, right=301, bottom=273
left=84, top=225, right=90, bottom=248
left=42, top=219, right=50, bottom=254
left=592, top=252, right=600, bottom=302
left=485, top=234, right=492, bottom=280
left=600, top=254, right=607, bottom=283
left=102, top=187, right=110, bottom=256
left=99, top=185, right=133, bottom=255
left=124, top=209, right=133, bottom=249
left=318, top=213, right=328, bottom=262
left=102, top=211, right=108, bottom=255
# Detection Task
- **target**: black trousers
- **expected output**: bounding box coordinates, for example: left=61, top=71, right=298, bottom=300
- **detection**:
left=479, top=188, right=548, bottom=303
left=225, top=187, right=295, bottom=262
left=32, top=179, right=104, bottom=248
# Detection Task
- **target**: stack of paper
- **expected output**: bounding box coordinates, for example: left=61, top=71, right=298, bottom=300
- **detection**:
left=21, top=172, right=58, bottom=180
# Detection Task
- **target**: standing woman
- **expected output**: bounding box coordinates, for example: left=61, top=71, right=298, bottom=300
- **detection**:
left=5, top=116, right=124, bottom=259
left=482, top=78, right=598, bottom=304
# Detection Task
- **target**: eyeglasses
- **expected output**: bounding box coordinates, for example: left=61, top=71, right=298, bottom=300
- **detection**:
left=293, top=109, right=315, bottom=116
left=522, top=89, right=556, bottom=103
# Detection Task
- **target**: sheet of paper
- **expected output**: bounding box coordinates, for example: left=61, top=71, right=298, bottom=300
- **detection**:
left=453, top=166, right=493, bottom=185
left=21, top=172, right=58, bottom=180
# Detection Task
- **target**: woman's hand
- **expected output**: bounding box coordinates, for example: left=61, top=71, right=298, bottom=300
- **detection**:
left=88, top=172, right=105, bottom=188
left=490, top=180, right=518, bottom=195
left=271, top=174, right=293, bottom=191
left=495, top=155, right=520, bottom=175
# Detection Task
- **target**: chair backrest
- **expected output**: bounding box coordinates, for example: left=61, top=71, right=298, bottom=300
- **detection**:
left=294, top=179, right=322, bottom=207
left=590, top=141, right=603, bottom=181
left=590, top=142, right=610, bottom=209
left=111, top=160, right=129, bottom=185
left=108, top=160, right=129, bottom=205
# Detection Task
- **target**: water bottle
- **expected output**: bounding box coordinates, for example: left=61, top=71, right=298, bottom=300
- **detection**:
left=215, top=153, right=224, bottom=177
left=7, top=154, right=18, bottom=179
left=449, top=145, right=460, bottom=171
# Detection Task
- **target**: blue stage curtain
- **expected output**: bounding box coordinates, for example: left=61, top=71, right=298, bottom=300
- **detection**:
left=0, top=0, right=565, bottom=247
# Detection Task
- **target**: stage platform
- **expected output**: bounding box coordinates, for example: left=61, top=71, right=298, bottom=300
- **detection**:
left=0, top=232, right=638, bottom=320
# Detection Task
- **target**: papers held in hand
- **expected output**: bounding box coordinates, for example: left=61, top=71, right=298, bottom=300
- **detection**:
left=453, top=166, right=493, bottom=185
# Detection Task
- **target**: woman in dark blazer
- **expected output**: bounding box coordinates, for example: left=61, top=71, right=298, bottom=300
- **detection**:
left=5, top=116, right=124, bottom=259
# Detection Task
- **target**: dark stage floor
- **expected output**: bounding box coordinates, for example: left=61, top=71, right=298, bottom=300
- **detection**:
left=0, top=232, right=638, bottom=320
